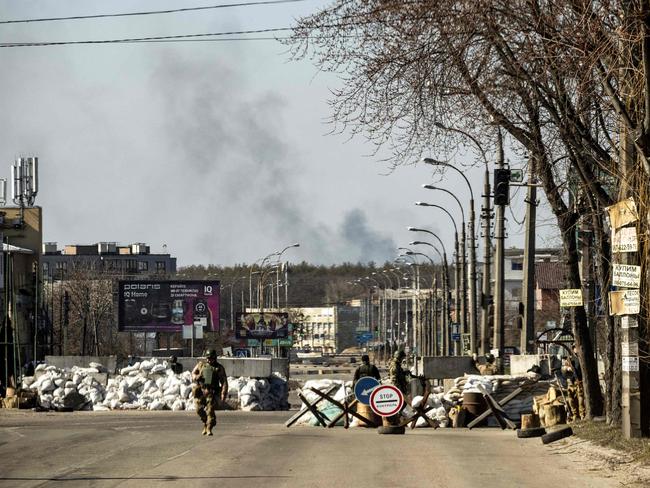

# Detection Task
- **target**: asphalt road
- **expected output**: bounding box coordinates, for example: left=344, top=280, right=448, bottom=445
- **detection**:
left=0, top=410, right=622, bottom=488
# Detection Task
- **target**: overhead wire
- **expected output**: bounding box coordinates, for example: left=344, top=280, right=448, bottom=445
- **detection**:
left=0, top=0, right=311, bottom=25
left=0, top=27, right=293, bottom=47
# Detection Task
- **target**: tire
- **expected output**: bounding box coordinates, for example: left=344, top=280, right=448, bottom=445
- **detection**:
left=517, top=427, right=546, bottom=438
left=541, top=426, right=573, bottom=444
left=378, top=425, right=406, bottom=435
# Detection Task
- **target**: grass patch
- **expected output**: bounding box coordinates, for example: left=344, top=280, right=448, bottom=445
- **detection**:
left=572, top=420, right=650, bottom=465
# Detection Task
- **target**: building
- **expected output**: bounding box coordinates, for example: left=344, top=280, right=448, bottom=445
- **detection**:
left=41, top=242, right=176, bottom=280
left=291, top=305, right=360, bottom=353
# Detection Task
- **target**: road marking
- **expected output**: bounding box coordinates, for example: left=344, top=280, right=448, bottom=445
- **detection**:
left=166, top=449, right=191, bottom=461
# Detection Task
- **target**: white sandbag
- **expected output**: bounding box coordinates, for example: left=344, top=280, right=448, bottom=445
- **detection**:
left=151, top=364, right=166, bottom=374
left=40, top=379, right=55, bottom=392
left=92, top=404, right=109, bottom=411
left=149, top=400, right=164, bottom=410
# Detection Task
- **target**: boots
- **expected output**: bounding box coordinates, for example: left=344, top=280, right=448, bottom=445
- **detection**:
left=201, top=425, right=208, bottom=436
left=207, top=426, right=213, bottom=436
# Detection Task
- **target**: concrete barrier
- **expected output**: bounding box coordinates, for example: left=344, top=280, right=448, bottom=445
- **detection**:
left=509, top=354, right=561, bottom=376
left=43, top=356, right=290, bottom=379
left=416, top=356, right=477, bottom=380
left=44, top=356, right=118, bottom=373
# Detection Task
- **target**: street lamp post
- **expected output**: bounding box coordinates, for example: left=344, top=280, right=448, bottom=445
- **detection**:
left=408, top=227, right=452, bottom=356
left=405, top=250, right=438, bottom=357
left=409, top=240, right=446, bottom=356
left=423, top=158, right=478, bottom=355
left=415, top=202, right=461, bottom=355
left=422, top=185, right=467, bottom=353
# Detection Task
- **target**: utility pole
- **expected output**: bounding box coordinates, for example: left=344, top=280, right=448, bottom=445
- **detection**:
left=480, top=166, right=492, bottom=355
left=620, top=126, right=641, bottom=438
left=468, top=200, right=478, bottom=354
left=520, top=162, right=538, bottom=354
left=453, top=235, right=461, bottom=356
left=432, top=275, right=438, bottom=356
left=460, top=226, right=468, bottom=352
left=493, top=132, right=506, bottom=371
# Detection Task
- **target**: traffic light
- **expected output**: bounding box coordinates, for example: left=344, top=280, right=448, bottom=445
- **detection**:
left=494, top=168, right=511, bottom=205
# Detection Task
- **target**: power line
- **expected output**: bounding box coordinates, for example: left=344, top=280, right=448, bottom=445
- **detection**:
left=0, top=27, right=293, bottom=47
left=0, top=0, right=310, bottom=25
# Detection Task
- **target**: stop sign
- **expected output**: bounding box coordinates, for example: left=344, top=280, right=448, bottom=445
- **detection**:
left=369, top=384, right=404, bottom=417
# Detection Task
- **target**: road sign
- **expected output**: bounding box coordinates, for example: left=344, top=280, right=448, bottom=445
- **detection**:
left=559, top=289, right=583, bottom=307
left=369, top=384, right=404, bottom=417
left=354, top=377, right=380, bottom=405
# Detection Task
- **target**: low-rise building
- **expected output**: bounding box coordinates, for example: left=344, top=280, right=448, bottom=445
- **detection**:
left=41, top=242, right=176, bottom=280
left=291, top=305, right=360, bottom=354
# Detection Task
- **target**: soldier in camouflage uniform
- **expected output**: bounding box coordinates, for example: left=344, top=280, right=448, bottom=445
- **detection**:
left=192, top=349, right=228, bottom=436
left=388, top=350, right=410, bottom=395
left=353, top=354, right=381, bottom=384
left=473, top=353, right=498, bottom=375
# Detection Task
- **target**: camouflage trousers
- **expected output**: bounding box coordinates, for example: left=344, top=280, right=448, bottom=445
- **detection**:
left=194, top=388, right=218, bottom=428
left=567, top=380, right=586, bottom=420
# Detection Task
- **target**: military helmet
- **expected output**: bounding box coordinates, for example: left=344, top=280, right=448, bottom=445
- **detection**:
left=485, top=353, right=495, bottom=363
left=394, top=350, right=406, bottom=359
left=206, top=349, right=217, bottom=359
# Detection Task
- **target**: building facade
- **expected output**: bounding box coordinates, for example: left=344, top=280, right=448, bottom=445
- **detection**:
left=291, top=305, right=360, bottom=353
left=41, top=242, right=176, bottom=280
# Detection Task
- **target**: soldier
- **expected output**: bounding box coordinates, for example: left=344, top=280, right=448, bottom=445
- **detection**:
left=353, top=354, right=381, bottom=384
left=192, top=349, right=228, bottom=436
left=169, top=356, right=183, bottom=375
left=473, top=353, right=498, bottom=375
left=388, top=350, right=410, bottom=395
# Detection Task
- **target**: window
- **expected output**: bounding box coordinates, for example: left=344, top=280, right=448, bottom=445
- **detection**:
left=156, top=261, right=166, bottom=273
left=511, top=261, right=523, bottom=271
left=42, top=262, right=49, bottom=274
left=138, top=261, right=149, bottom=272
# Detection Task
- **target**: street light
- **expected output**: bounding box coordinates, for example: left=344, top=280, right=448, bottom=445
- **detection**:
left=408, top=240, right=450, bottom=356
left=421, top=184, right=467, bottom=350
left=415, top=201, right=462, bottom=355
left=423, top=157, right=479, bottom=355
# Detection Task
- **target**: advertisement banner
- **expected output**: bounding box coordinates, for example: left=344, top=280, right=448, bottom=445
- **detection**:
left=236, top=311, right=291, bottom=340
left=606, top=198, right=638, bottom=230
left=612, top=227, right=638, bottom=253
left=612, top=264, right=641, bottom=288
left=118, top=280, right=220, bottom=332
left=559, top=289, right=583, bottom=307
left=608, top=289, right=640, bottom=316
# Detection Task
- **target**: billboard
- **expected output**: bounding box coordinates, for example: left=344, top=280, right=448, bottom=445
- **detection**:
left=236, top=311, right=290, bottom=341
left=118, top=280, right=220, bottom=332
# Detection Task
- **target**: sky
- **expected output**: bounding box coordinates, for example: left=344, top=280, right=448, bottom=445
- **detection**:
left=0, top=0, right=560, bottom=267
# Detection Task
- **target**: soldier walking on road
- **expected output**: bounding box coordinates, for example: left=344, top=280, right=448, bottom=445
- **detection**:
left=353, top=354, right=381, bottom=384
left=192, top=349, right=228, bottom=436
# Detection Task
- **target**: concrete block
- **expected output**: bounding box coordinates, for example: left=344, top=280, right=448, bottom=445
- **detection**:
left=417, top=356, right=477, bottom=380
left=44, top=356, right=117, bottom=373
left=510, top=355, right=543, bottom=376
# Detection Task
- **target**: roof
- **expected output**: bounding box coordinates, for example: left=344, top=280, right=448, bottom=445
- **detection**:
left=535, top=261, right=567, bottom=290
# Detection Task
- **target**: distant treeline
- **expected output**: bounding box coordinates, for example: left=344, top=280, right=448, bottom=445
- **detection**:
left=176, top=261, right=441, bottom=313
